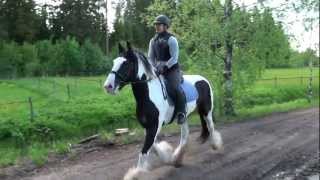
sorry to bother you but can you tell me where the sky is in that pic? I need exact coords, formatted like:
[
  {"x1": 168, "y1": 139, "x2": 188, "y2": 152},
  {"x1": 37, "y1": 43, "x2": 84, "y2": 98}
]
[{"x1": 36, "y1": 0, "x2": 319, "y2": 53}]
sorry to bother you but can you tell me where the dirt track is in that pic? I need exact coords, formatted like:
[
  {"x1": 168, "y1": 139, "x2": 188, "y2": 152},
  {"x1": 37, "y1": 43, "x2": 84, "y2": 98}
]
[{"x1": 9, "y1": 108, "x2": 320, "y2": 180}]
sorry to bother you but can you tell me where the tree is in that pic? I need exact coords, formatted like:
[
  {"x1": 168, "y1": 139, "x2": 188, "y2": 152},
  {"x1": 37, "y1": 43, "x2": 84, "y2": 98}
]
[
  {"x1": 58, "y1": 37, "x2": 84, "y2": 75},
  {"x1": 222, "y1": 0, "x2": 236, "y2": 115},
  {"x1": 37, "y1": 4, "x2": 51, "y2": 40},
  {"x1": 0, "y1": 0, "x2": 40, "y2": 43},
  {"x1": 110, "y1": 1, "x2": 126, "y2": 46},
  {"x1": 110, "y1": 0, "x2": 155, "y2": 49},
  {"x1": 0, "y1": 42, "x2": 20, "y2": 78},
  {"x1": 52, "y1": 0, "x2": 106, "y2": 46},
  {"x1": 35, "y1": 39, "x2": 60, "y2": 76},
  {"x1": 0, "y1": 0, "x2": 8, "y2": 40}
]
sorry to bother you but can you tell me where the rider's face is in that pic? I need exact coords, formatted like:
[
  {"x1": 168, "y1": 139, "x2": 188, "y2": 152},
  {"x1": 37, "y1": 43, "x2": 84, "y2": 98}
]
[{"x1": 155, "y1": 23, "x2": 166, "y2": 33}]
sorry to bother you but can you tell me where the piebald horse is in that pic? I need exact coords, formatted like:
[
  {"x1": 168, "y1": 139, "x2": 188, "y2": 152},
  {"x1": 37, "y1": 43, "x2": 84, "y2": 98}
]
[{"x1": 104, "y1": 42, "x2": 223, "y2": 179}]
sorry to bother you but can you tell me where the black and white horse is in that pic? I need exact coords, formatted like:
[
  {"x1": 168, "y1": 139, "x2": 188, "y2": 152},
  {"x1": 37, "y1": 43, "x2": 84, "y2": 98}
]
[{"x1": 104, "y1": 42, "x2": 223, "y2": 179}]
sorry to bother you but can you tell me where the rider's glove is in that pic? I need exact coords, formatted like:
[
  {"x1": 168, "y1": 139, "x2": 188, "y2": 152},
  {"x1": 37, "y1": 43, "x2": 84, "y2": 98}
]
[{"x1": 156, "y1": 64, "x2": 168, "y2": 75}]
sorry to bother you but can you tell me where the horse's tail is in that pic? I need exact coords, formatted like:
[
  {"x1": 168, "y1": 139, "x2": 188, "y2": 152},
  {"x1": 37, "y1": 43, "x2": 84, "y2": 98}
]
[{"x1": 195, "y1": 78, "x2": 214, "y2": 143}]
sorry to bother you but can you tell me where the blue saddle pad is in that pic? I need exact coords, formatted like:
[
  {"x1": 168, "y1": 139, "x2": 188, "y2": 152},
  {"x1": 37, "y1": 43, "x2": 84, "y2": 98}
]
[{"x1": 180, "y1": 80, "x2": 198, "y2": 102}]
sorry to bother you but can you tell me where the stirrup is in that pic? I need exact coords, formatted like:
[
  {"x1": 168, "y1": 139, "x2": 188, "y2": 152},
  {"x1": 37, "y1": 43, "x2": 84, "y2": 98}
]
[{"x1": 177, "y1": 113, "x2": 186, "y2": 125}]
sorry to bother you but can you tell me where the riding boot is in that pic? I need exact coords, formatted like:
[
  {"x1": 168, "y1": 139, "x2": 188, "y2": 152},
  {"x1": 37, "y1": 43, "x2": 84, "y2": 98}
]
[{"x1": 175, "y1": 86, "x2": 186, "y2": 124}]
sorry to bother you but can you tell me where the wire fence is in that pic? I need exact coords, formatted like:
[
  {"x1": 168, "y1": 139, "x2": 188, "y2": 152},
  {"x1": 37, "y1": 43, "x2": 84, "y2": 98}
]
[
  {"x1": 0, "y1": 75, "x2": 319, "y2": 123},
  {"x1": 0, "y1": 76, "x2": 106, "y2": 123},
  {"x1": 256, "y1": 75, "x2": 319, "y2": 87}
]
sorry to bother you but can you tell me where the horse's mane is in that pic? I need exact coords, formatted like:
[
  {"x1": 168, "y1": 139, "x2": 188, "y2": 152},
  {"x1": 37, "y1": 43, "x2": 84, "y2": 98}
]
[{"x1": 135, "y1": 50, "x2": 156, "y2": 78}]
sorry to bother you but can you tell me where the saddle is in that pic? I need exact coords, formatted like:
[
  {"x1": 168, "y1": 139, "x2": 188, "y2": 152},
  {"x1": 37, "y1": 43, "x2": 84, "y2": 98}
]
[{"x1": 159, "y1": 75, "x2": 199, "y2": 106}]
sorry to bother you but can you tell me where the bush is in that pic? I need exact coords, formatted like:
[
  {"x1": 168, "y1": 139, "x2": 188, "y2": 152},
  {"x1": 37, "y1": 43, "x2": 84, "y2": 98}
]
[
  {"x1": 20, "y1": 43, "x2": 40, "y2": 76},
  {"x1": 0, "y1": 42, "x2": 21, "y2": 78},
  {"x1": 57, "y1": 37, "x2": 85, "y2": 75},
  {"x1": 0, "y1": 37, "x2": 108, "y2": 78},
  {"x1": 35, "y1": 40, "x2": 60, "y2": 76},
  {"x1": 81, "y1": 39, "x2": 105, "y2": 74}
]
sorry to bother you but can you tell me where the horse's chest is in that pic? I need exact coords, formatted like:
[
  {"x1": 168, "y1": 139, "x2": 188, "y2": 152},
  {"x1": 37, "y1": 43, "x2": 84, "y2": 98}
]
[{"x1": 136, "y1": 100, "x2": 159, "y2": 128}]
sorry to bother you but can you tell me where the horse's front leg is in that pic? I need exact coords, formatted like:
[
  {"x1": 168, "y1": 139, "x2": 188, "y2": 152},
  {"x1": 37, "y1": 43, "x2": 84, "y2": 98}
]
[
  {"x1": 138, "y1": 126, "x2": 159, "y2": 170},
  {"x1": 173, "y1": 120, "x2": 189, "y2": 167},
  {"x1": 124, "y1": 125, "x2": 159, "y2": 180}
]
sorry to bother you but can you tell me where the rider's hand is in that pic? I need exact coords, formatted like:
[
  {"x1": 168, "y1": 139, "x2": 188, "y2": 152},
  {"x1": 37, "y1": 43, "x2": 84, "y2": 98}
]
[{"x1": 156, "y1": 64, "x2": 168, "y2": 75}]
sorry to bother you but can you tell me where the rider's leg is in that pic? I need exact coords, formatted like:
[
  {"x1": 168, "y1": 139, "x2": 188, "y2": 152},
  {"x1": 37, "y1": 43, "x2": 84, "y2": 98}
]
[{"x1": 164, "y1": 67, "x2": 186, "y2": 124}]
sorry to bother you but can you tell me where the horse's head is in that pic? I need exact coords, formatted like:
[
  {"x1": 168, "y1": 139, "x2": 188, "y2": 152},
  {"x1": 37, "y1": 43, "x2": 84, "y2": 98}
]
[{"x1": 104, "y1": 42, "x2": 138, "y2": 94}]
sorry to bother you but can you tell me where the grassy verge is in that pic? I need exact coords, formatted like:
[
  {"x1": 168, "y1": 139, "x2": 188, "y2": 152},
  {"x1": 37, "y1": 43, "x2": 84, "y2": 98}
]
[{"x1": 1, "y1": 97, "x2": 318, "y2": 168}]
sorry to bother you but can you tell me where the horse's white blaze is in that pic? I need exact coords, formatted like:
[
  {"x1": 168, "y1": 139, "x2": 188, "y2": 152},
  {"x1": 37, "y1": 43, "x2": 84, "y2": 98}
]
[{"x1": 104, "y1": 57, "x2": 127, "y2": 93}]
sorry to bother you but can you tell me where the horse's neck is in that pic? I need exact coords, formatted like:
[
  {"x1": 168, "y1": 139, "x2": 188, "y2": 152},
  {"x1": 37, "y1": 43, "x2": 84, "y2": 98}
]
[
  {"x1": 131, "y1": 82, "x2": 149, "y2": 104},
  {"x1": 131, "y1": 58, "x2": 160, "y2": 104},
  {"x1": 131, "y1": 78, "x2": 160, "y2": 105}
]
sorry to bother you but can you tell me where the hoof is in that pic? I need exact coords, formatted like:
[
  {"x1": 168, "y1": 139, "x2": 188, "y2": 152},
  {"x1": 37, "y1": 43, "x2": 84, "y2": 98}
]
[
  {"x1": 173, "y1": 146, "x2": 186, "y2": 167},
  {"x1": 211, "y1": 131, "x2": 223, "y2": 150},
  {"x1": 123, "y1": 167, "x2": 146, "y2": 180},
  {"x1": 153, "y1": 141, "x2": 174, "y2": 164}
]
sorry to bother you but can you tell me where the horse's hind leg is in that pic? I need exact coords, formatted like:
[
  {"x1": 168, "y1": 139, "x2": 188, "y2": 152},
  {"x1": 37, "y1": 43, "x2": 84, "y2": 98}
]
[
  {"x1": 204, "y1": 110, "x2": 223, "y2": 150},
  {"x1": 172, "y1": 120, "x2": 189, "y2": 167},
  {"x1": 195, "y1": 80, "x2": 223, "y2": 150}
]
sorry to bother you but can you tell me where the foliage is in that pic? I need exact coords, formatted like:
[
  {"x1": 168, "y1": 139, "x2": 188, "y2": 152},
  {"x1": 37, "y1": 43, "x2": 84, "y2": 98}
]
[
  {"x1": 0, "y1": 0, "x2": 40, "y2": 43},
  {"x1": 110, "y1": 0, "x2": 154, "y2": 49},
  {"x1": 51, "y1": 0, "x2": 106, "y2": 46},
  {"x1": 0, "y1": 38, "x2": 106, "y2": 77},
  {"x1": 0, "y1": 42, "x2": 21, "y2": 78},
  {"x1": 81, "y1": 39, "x2": 105, "y2": 74},
  {"x1": 289, "y1": 48, "x2": 319, "y2": 67}
]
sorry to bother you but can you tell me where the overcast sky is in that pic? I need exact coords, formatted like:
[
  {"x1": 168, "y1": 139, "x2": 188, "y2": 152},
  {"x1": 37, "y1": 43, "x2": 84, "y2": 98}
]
[{"x1": 36, "y1": 0, "x2": 319, "y2": 53}]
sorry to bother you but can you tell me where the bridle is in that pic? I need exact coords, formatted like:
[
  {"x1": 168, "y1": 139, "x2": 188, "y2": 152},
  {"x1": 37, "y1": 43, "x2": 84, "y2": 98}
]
[
  {"x1": 109, "y1": 55, "x2": 166, "y2": 99},
  {"x1": 109, "y1": 58, "x2": 155, "y2": 85}
]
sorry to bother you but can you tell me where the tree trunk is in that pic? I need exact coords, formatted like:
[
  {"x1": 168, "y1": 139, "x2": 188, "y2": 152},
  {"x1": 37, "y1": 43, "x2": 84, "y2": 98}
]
[
  {"x1": 308, "y1": 58, "x2": 313, "y2": 103},
  {"x1": 105, "y1": 0, "x2": 109, "y2": 55},
  {"x1": 223, "y1": 0, "x2": 236, "y2": 116}
]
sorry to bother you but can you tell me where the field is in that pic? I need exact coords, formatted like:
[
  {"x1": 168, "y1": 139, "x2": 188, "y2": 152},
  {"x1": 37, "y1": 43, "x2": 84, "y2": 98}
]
[{"x1": 0, "y1": 68, "x2": 319, "y2": 167}]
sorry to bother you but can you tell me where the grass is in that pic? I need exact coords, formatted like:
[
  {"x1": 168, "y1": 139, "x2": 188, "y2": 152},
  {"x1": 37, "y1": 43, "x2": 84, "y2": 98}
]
[
  {"x1": 236, "y1": 98, "x2": 318, "y2": 121},
  {"x1": 261, "y1": 67, "x2": 319, "y2": 79},
  {"x1": 0, "y1": 67, "x2": 319, "y2": 168}
]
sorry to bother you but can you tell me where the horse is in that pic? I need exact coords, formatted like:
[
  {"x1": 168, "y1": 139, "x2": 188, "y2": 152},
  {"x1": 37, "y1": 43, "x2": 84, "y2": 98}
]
[{"x1": 103, "y1": 42, "x2": 223, "y2": 179}]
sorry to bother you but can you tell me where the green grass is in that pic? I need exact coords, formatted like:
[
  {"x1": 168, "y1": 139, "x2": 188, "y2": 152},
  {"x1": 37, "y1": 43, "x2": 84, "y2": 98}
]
[
  {"x1": 261, "y1": 67, "x2": 319, "y2": 79},
  {"x1": 0, "y1": 68, "x2": 319, "y2": 168},
  {"x1": 236, "y1": 98, "x2": 318, "y2": 120}
]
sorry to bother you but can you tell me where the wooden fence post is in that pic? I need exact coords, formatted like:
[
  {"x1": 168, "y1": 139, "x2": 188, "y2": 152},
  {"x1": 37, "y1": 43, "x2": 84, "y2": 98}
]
[
  {"x1": 99, "y1": 79, "x2": 102, "y2": 87},
  {"x1": 52, "y1": 81, "x2": 56, "y2": 91},
  {"x1": 28, "y1": 97, "x2": 34, "y2": 122},
  {"x1": 274, "y1": 77, "x2": 278, "y2": 88},
  {"x1": 67, "y1": 84, "x2": 71, "y2": 99},
  {"x1": 38, "y1": 78, "x2": 41, "y2": 89}
]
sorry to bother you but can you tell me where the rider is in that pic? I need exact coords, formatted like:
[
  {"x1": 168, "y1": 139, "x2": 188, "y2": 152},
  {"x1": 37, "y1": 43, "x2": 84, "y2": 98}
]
[{"x1": 148, "y1": 14, "x2": 186, "y2": 125}]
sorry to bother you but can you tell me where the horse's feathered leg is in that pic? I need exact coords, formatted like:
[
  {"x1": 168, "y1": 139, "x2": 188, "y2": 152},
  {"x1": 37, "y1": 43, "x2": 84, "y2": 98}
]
[
  {"x1": 172, "y1": 120, "x2": 189, "y2": 167},
  {"x1": 204, "y1": 110, "x2": 223, "y2": 150},
  {"x1": 124, "y1": 125, "x2": 159, "y2": 180}
]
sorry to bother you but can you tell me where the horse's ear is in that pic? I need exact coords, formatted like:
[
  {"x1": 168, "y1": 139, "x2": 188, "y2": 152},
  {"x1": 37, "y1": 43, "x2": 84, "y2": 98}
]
[
  {"x1": 118, "y1": 43, "x2": 125, "y2": 54},
  {"x1": 126, "y1": 41, "x2": 132, "y2": 51}
]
